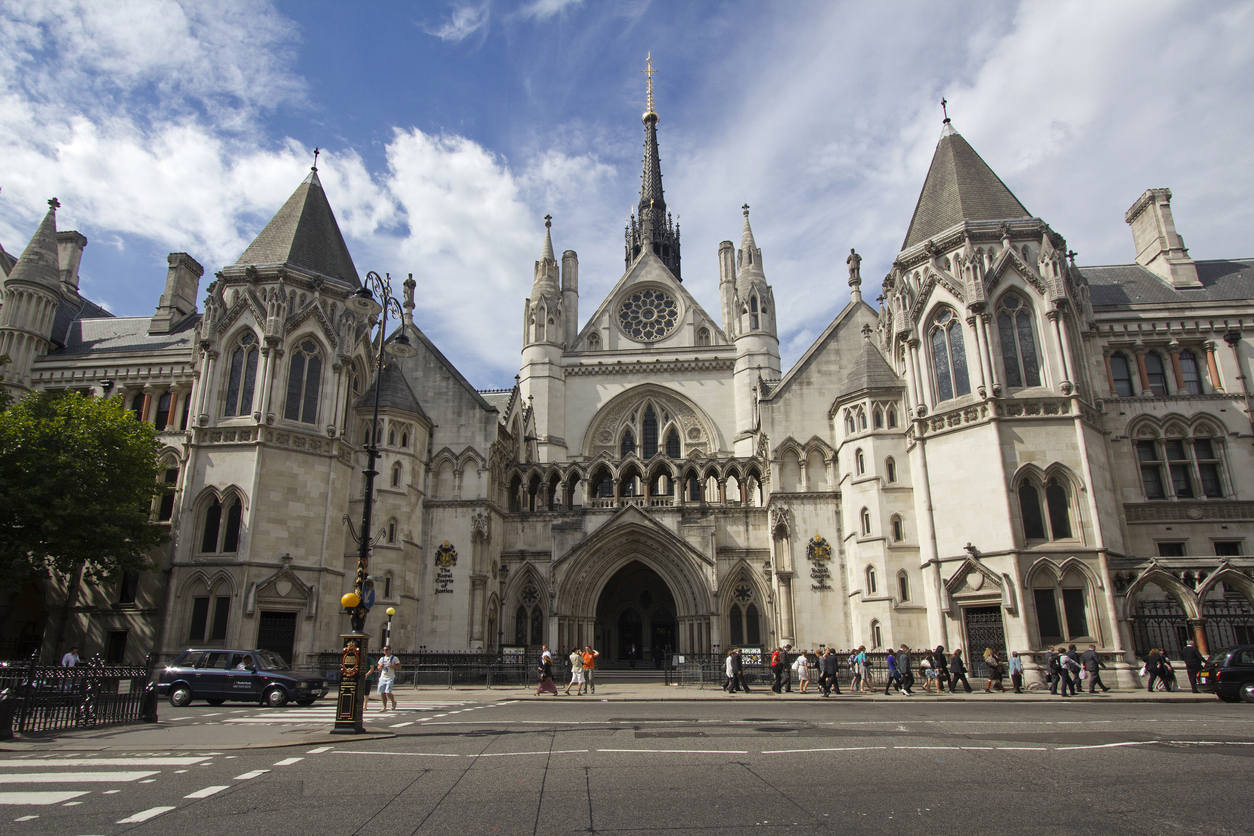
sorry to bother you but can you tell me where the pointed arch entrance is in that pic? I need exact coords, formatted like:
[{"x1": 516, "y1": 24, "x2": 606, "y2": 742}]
[{"x1": 596, "y1": 562, "x2": 678, "y2": 665}]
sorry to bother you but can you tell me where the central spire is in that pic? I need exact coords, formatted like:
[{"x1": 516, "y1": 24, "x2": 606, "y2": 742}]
[{"x1": 625, "y1": 53, "x2": 681, "y2": 280}]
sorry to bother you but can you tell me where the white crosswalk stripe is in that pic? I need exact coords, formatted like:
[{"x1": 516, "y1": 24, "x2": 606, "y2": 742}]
[{"x1": 0, "y1": 752, "x2": 195, "y2": 820}]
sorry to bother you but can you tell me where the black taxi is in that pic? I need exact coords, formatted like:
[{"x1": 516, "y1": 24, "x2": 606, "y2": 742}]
[
  {"x1": 156, "y1": 648, "x2": 328, "y2": 707},
  {"x1": 1198, "y1": 645, "x2": 1254, "y2": 703}
]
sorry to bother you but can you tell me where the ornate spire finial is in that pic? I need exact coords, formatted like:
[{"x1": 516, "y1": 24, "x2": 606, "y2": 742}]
[
  {"x1": 312, "y1": 147, "x2": 319, "y2": 172},
  {"x1": 544, "y1": 214, "x2": 552, "y2": 228},
  {"x1": 742, "y1": 203, "x2": 749, "y2": 217},
  {"x1": 48, "y1": 197, "x2": 60, "y2": 210},
  {"x1": 1066, "y1": 249, "x2": 1078, "y2": 264},
  {"x1": 642, "y1": 52, "x2": 657, "y2": 117},
  {"x1": 940, "y1": 97, "x2": 950, "y2": 124}
]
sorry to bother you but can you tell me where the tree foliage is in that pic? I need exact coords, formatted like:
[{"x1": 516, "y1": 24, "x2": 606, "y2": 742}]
[{"x1": 0, "y1": 390, "x2": 168, "y2": 584}]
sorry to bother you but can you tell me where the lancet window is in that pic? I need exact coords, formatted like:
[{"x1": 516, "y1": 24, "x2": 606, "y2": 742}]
[
  {"x1": 930, "y1": 308, "x2": 970, "y2": 402},
  {"x1": 224, "y1": 331, "x2": 259, "y2": 417},
  {"x1": 996, "y1": 294, "x2": 1041, "y2": 388},
  {"x1": 283, "y1": 339, "x2": 323, "y2": 424}
]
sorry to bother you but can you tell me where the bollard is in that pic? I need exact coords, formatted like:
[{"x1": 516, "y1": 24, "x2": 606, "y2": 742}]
[{"x1": 139, "y1": 681, "x2": 159, "y2": 723}]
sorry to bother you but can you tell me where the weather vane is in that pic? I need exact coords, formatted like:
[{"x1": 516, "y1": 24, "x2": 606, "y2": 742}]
[
  {"x1": 642, "y1": 52, "x2": 657, "y2": 114},
  {"x1": 941, "y1": 97, "x2": 950, "y2": 124}
]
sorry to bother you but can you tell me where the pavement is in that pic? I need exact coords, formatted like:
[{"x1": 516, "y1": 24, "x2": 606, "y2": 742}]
[{"x1": 0, "y1": 681, "x2": 1217, "y2": 752}]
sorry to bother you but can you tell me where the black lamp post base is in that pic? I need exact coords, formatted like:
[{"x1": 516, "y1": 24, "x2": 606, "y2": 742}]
[{"x1": 332, "y1": 632, "x2": 370, "y2": 733}]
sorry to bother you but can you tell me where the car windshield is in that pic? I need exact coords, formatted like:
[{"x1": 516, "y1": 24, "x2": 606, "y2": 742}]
[
  {"x1": 256, "y1": 651, "x2": 290, "y2": 671},
  {"x1": 1207, "y1": 648, "x2": 1233, "y2": 666}
]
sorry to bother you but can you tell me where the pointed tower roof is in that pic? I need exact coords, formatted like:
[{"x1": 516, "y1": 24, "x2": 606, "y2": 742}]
[
  {"x1": 6, "y1": 199, "x2": 63, "y2": 292},
  {"x1": 901, "y1": 123, "x2": 1031, "y2": 251},
  {"x1": 356, "y1": 357, "x2": 429, "y2": 421},
  {"x1": 235, "y1": 168, "x2": 360, "y2": 287},
  {"x1": 540, "y1": 215, "x2": 555, "y2": 262},
  {"x1": 840, "y1": 330, "x2": 902, "y2": 397},
  {"x1": 736, "y1": 204, "x2": 767, "y2": 298}
]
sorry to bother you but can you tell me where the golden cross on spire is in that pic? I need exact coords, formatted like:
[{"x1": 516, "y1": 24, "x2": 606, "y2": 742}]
[{"x1": 642, "y1": 52, "x2": 657, "y2": 114}]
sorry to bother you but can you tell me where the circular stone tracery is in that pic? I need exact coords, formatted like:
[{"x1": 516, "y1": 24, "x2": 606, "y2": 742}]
[{"x1": 618, "y1": 288, "x2": 679, "y2": 341}]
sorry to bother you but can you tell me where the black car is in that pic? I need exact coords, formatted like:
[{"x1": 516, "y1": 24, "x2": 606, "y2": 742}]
[
  {"x1": 156, "y1": 648, "x2": 328, "y2": 707},
  {"x1": 1198, "y1": 645, "x2": 1254, "y2": 703}
]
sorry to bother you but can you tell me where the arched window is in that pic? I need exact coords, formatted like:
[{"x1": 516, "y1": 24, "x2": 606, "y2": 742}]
[
  {"x1": 845, "y1": 412, "x2": 856, "y2": 435},
  {"x1": 871, "y1": 619, "x2": 883, "y2": 649},
  {"x1": 344, "y1": 368, "x2": 360, "y2": 429},
  {"x1": 866, "y1": 566, "x2": 877, "y2": 594},
  {"x1": 387, "y1": 519, "x2": 396, "y2": 544},
  {"x1": 388, "y1": 428, "x2": 396, "y2": 446},
  {"x1": 855, "y1": 448, "x2": 865, "y2": 475},
  {"x1": 391, "y1": 463, "x2": 402, "y2": 488},
  {"x1": 885, "y1": 457, "x2": 897, "y2": 483},
  {"x1": 1179, "y1": 350, "x2": 1202, "y2": 395},
  {"x1": 283, "y1": 339, "x2": 323, "y2": 423},
  {"x1": 200, "y1": 495, "x2": 242, "y2": 554},
  {"x1": 642, "y1": 406, "x2": 659, "y2": 458},
  {"x1": 930, "y1": 308, "x2": 971, "y2": 401},
  {"x1": 222, "y1": 497, "x2": 242, "y2": 552},
  {"x1": 1045, "y1": 477, "x2": 1073, "y2": 539},
  {"x1": 860, "y1": 507, "x2": 872, "y2": 536},
  {"x1": 996, "y1": 294, "x2": 1041, "y2": 388},
  {"x1": 750, "y1": 295, "x2": 760, "y2": 330},
  {"x1": 514, "y1": 605, "x2": 528, "y2": 645},
  {"x1": 130, "y1": 392, "x2": 145, "y2": 421},
  {"x1": 1110, "y1": 352, "x2": 1135, "y2": 396},
  {"x1": 157, "y1": 466, "x2": 179, "y2": 521},
  {"x1": 1033, "y1": 569, "x2": 1092, "y2": 644},
  {"x1": 383, "y1": 573, "x2": 393, "y2": 599},
  {"x1": 858, "y1": 409, "x2": 867, "y2": 430},
  {"x1": 665, "y1": 427, "x2": 681, "y2": 458},
  {"x1": 587, "y1": 332, "x2": 600, "y2": 351},
  {"x1": 891, "y1": 514, "x2": 904, "y2": 542},
  {"x1": 729, "y1": 603, "x2": 743, "y2": 645},
  {"x1": 1145, "y1": 352, "x2": 1169, "y2": 395},
  {"x1": 224, "y1": 332, "x2": 259, "y2": 417},
  {"x1": 154, "y1": 392, "x2": 172, "y2": 429},
  {"x1": 1019, "y1": 483, "x2": 1046, "y2": 540},
  {"x1": 898, "y1": 571, "x2": 910, "y2": 602},
  {"x1": 745, "y1": 603, "x2": 760, "y2": 645},
  {"x1": 400, "y1": 430, "x2": 409, "y2": 448},
  {"x1": 620, "y1": 429, "x2": 636, "y2": 458},
  {"x1": 696, "y1": 327, "x2": 711, "y2": 346},
  {"x1": 874, "y1": 408, "x2": 884, "y2": 429},
  {"x1": 887, "y1": 407, "x2": 898, "y2": 429},
  {"x1": 201, "y1": 499, "x2": 221, "y2": 553}
]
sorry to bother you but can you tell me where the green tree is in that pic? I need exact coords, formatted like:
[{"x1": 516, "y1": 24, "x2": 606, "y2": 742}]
[{"x1": 0, "y1": 390, "x2": 168, "y2": 584}]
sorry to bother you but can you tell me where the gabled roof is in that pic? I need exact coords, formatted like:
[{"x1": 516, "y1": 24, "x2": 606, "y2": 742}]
[
  {"x1": 48, "y1": 314, "x2": 199, "y2": 356},
  {"x1": 356, "y1": 360, "x2": 430, "y2": 423},
  {"x1": 840, "y1": 336, "x2": 902, "y2": 397},
  {"x1": 234, "y1": 169, "x2": 360, "y2": 287},
  {"x1": 902, "y1": 124, "x2": 1031, "y2": 251}
]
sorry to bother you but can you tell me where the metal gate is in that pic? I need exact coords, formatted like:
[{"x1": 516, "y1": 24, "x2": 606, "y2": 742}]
[
  {"x1": 1130, "y1": 600, "x2": 1189, "y2": 659},
  {"x1": 963, "y1": 606, "x2": 1006, "y2": 677},
  {"x1": 1203, "y1": 598, "x2": 1254, "y2": 650},
  {"x1": 257, "y1": 611, "x2": 297, "y2": 665}
]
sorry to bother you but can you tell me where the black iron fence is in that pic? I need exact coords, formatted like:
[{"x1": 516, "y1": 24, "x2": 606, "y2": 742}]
[
  {"x1": 313, "y1": 651, "x2": 536, "y2": 689},
  {"x1": 665, "y1": 651, "x2": 998, "y2": 689},
  {"x1": 0, "y1": 653, "x2": 157, "y2": 737}
]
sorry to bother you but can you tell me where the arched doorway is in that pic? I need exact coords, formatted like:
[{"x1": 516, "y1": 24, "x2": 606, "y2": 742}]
[{"x1": 596, "y1": 562, "x2": 677, "y2": 665}]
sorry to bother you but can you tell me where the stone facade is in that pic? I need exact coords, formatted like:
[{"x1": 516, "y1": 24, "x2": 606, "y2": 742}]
[{"x1": 3, "y1": 104, "x2": 1252, "y2": 688}]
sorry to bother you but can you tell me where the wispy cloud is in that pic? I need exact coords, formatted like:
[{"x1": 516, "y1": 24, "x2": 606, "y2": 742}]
[
  {"x1": 515, "y1": 0, "x2": 582, "y2": 21},
  {"x1": 421, "y1": 3, "x2": 490, "y2": 43}
]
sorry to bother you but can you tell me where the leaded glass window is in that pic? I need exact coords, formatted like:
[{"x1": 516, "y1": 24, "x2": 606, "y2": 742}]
[
  {"x1": 1180, "y1": 350, "x2": 1202, "y2": 395},
  {"x1": 642, "y1": 406, "x2": 658, "y2": 458},
  {"x1": 225, "y1": 332, "x2": 259, "y2": 417},
  {"x1": 620, "y1": 429, "x2": 635, "y2": 458},
  {"x1": 618, "y1": 288, "x2": 679, "y2": 341},
  {"x1": 930, "y1": 309, "x2": 970, "y2": 402},
  {"x1": 665, "y1": 428, "x2": 681, "y2": 457},
  {"x1": 284, "y1": 340, "x2": 322, "y2": 424},
  {"x1": 996, "y1": 294, "x2": 1041, "y2": 388}
]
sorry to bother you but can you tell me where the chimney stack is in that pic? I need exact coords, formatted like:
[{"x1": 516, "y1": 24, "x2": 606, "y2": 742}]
[
  {"x1": 56, "y1": 230, "x2": 87, "y2": 294},
  {"x1": 150, "y1": 252, "x2": 204, "y2": 334},
  {"x1": 1125, "y1": 188, "x2": 1201, "y2": 288}
]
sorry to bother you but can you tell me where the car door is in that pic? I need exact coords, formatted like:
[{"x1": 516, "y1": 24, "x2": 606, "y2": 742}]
[
  {"x1": 225, "y1": 653, "x2": 262, "y2": 701},
  {"x1": 194, "y1": 651, "x2": 233, "y2": 698}
]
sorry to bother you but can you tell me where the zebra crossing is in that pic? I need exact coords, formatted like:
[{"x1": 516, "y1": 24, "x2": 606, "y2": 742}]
[{"x1": 213, "y1": 700, "x2": 486, "y2": 727}]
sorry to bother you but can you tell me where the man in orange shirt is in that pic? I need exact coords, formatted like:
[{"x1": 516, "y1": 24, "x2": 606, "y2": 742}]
[{"x1": 581, "y1": 646, "x2": 599, "y2": 694}]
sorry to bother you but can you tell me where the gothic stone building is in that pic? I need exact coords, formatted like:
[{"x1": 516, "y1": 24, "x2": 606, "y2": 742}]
[{"x1": 3, "y1": 102, "x2": 1253, "y2": 686}]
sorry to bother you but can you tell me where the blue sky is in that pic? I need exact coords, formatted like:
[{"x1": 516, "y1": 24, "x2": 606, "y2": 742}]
[{"x1": 2, "y1": 0, "x2": 1253, "y2": 387}]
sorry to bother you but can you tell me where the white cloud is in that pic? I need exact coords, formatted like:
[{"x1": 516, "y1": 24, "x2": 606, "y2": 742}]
[
  {"x1": 515, "y1": 0, "x2": 583, "y2": 21},
  {"x1": 422, "y1": 3, "x2": 490, "y2": 43}
]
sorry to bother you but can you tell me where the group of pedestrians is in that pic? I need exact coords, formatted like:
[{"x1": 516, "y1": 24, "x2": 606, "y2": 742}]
[
  {"x1": 535, "y1": 645, "x2": 600, "y2": 696},
  {"x1": 1042, "y1": 644, "x2": 1112, "y2": 696}
]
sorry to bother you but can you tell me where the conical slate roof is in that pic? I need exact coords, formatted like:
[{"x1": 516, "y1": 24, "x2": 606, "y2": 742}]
[
  {"x1": 356, "y1": 359, "x2": 429, "y2": 421},
  {"x1": 901, "y1": 125, "x2": 1031, "y2": 251},
  {"x1": 6, "y1": 201, "x2": 62, "y2": 291},
  {"x1": 840, "y1": 337, "x2": 902, "y2": 396},
  {"x1": 235, "y1": 169, "x2": 360, "y2": 287}
]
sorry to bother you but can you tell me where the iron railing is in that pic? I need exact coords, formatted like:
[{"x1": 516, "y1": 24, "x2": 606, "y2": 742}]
[
  {"x1": 0, "y1": 653, "x2": 157, "y2": 737},
  {"x1": 313, "y1": 651, "x2": 536, "y2": 689},
  {"x1": 666, "y1": 651, "x2": 995, "y2": 689}
]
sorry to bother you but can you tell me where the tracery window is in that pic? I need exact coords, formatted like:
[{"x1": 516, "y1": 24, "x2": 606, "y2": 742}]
[
  {"x1": 283, "y1": 339, "x2": 323, "y2": 424},
  {"x1": 619, "y1": 288, "x2": 679, "y2": 341},
  {"x1": 665, "y1": 427, "x2": 681, "y2": 458},
  {"x1": 515, "y1": 583, "x2": 544, "y2": 645},
  {"x1": 1110, "y1": 352, "x2": 1135, "y2": 396},
  {"x1": 696, "y1": 327, "x2": 711, "y2": 346},
  {"x1": 996, "y1": 294, "x2": 1041, "y2": 388},
  {"x1": 587, "y1": 332, "x2": 600, "y2": 351},
  {"x1": 728, "y1": 582, "x2": 761, "y2": 646},
  {"x1": 1033, "y1": 570, "x2": 1092, "y2": 644},
  {"x1": 930, "y1": 308, "x2": 970, "y2": 401},
  {"x1": 157, "y1": 467, "x2": 178, "y2": 522},
  {"x1": 642, "y1": 406, "x2": 659, "y2": 458},
  {"x1": 1019, "y1": 475, "x2": 1074, "y2": 542},
  {"x1": 200, "y1": 495, "x2": 243, "y2": 554},
  {"x1": 620, "y1": 429, "x2": 636, "y2": 458},
  {"x1": 224, "y1": 332, "x2": 259, "y2": 417}
]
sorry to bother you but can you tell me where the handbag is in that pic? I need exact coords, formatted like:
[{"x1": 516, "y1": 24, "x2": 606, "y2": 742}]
[{"x1": 1079, "y1": 669, "x2": 1088, "y2": 680}]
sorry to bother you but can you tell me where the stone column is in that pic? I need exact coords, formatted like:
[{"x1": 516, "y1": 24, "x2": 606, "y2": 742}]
[
  {"x1": 775, "y1": 572, "x2": 795, "y2": 646},
  {"x1": 981, "y1": 315, "x2": 1003, "y2": 396},
  {"x1": 1168, "y1": 341, "x2": 1186, "y2": 392},
  {"x1": 1048, "y1": 307, "x2": 1074, "y2": 393},
  {"x1": 196, "y1": 348, "x2": 218, "y2": 424},
  {"x1": 1205, "y1": 341, "x2": 1223, "y2": 392},
  {"x1": 1190, "y1": 620, "x2": 1209, "y2": 656},
  {"x1": 1134, "y1": 345, "x2": 1151, "y2": 393},
  {"x1": 1102, "y1": 348, "x2": 1116, "y2": 395},
  {"x1": 470, "y1": 576, "x2": 487, "y2": 648},
  {"x1": 967, "y1": 313, "x2": 989, "y2": 398}
]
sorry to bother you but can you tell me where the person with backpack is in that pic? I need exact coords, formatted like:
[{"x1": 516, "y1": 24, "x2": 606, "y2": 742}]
[
  {"x1": 949, "y1": 648, "x2": 972, "y2": 693},
  {"x1": 884, "y1": 649, "x2": 902, "y2": 694},
  {"x1": 1046, "y1": 648, "x2": 1061, "y2": 694}
]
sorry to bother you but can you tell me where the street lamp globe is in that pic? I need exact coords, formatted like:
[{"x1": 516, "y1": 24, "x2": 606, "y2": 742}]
[
  {"x1": 346, "y1": 285, "x2": 383, "y2": 317},
  {"x1": 385, "y1": 332, "x2": 418, "y2": 360}
]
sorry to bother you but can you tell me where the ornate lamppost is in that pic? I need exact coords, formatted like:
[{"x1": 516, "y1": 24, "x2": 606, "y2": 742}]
[{"x1": 333, "y1": 271, "x2": 417, "y2": 734}]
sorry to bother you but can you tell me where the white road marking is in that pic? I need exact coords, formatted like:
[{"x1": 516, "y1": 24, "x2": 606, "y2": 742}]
[
  {"x1": 1055, "y1": 741, "x2": 1155, "y2": 751},
  {"x1": 390, "y1": 722, "x2": 414, "y2": 728},
  {"x1": 306, "y1": 747, "x2": 332, "y2": 754},
  {"x1": 0, "y1": 758, "x2": 207, "y2": 767},
  {"x1": 138, "y1": 779, "x2": 156, "y2": 784},
  {"x1": 333, "y1": 751, "x2": 458, "y2": 757},
  {"x1": 233, "y1": 770, "x2": 269, "y2": 780},
  {"x1": 116, "y1": 806, "x2": 175, "y2": 824},
  {"x1": 103, "y1": 790, "x2": 121, "y2": 795},
  {"x1": 13, "y1": 814, "x2": 38, "y2": 820},
  {"x1": 166, "y1": 716, "x2": 194, "y2": 721},
  {"x1": 62, "y1": 801, "x2": 83, "y2": 806},
  {"x1": 597, "y1": 749, "x2": 749, "y2": 754},
  {"x1": 762, "y1": 747, "x2": 883, "y2": 754},
  {"x1": 474, "y1": 750, "x2": 588, "y2": 757},
  {"x1": 0, "y1": 772, "x2": 157, "y2": 784},
  {"x1": 184, "y1": 786, "x2": 229, "y2": 799},
  {"x1": 273, "y1": 758, "x2": 302, "y2": 766},
  {"x1": 0, "y1": 792, "x2": 87, "y2": 805}
]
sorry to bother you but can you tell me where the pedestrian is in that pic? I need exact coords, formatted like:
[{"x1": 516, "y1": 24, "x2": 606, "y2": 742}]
[
  {"x1": 565, "y1": 647, "x2": 585, "y2": 695},
  {"x1": 884, "y1": 648, "x2": 901, "y2": 694},
  {"x1": 1066, "y1": 644, "x2": 1083, "y2": 690},
  {"x1": 61, "y1": 646, "x2": 80, "y2": 668},
  {"x1": 781, "y1": 644, "x2": 794, "y2": 693},
  {"x1": 820, "y1": 648, "x2": 842, "y2": 696},
  {"x1": 857, "y1": 646, "x2": 871, "y2": 693},
  {"x1": 793, "y1": 650, "x2": 811, "y2": 694},
  {"x1": 536, "y1": 650, "x2": 558, "y2": 696},
  {"x1": 1142, "y1": 648, "x2": 1164, "y2": 692},
  {"x1": 582, "y1": 646, "x2": 599, "y2": 694},
  {"x1": 1161, "y1": 653, "x2": 1179, "y2": 691},
  {"x1": 934, "y1": 645, "x2": 949, "y2": 692},
  {"x1": 731, "y1": 647, "x2": 750, "y2": 693},
  {"x1": 983, "y1": 648, "x2": 1004, "y2": 693},
  {"x1": 1081, "y1": 644, "x2": 1110, "y2": 693},
  {"x1": 629, "y1": 643, "x2": 637, "y2": 669},
  {"x1": 1045, "y1": 647, "x2": 1060, "y2": 694},
  {"x1": 1008, "y1": 651, "x2": 1024, "y2": 693},
  {"x1": 921, "y1": 651, "x2": 938, "y2": 694},
  {"x1": 374, "y1": 644, "x2": 401, "y2": 711},
  {"x1": 724, "y1": 650, "x2": 735, "y2": 692},
  {"x1": 897, "y1": 644, "x2": 914, "y2": 696},
  {"x1": 1183, "y1": 639, "x2": 1205, "y2": 693},
  {"x1": 949, "y1": 649, "x2": 972, "y2": 693},
  {"x1": 770, "y1": 646, "x2": 784, "y2": 693},
  {"x1": 1056, "y1": 646, "x2": 1078, "y2": 696}
]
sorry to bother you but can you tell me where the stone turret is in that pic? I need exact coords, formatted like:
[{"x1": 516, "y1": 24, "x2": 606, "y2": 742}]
[
  {"x1": 520, "y1": 217, "x2": 568, "y2": 462},
  {"x1": 730, "y1": 205, "x2": 781, "y2": 455},
  {"x1": 0, "y1": 199, "x2": 65, "y2": 393}
]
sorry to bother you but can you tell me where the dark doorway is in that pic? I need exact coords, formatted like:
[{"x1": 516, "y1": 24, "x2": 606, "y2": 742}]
[
  {"x1": 963, "y1": 606, "x2": 1006, "y2": 677},
  {"x1": 257, "y1": 611, "x2": 297, "y2": 665},
  {"x1": 595, "y1": 561, "x2": 679, "y2": 662}
]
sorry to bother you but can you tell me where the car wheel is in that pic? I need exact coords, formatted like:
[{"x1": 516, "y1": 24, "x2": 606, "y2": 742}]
[
  {"x1": 206, "y1": 699, "x2": 225, "y2": 706},
  {"x1": 296, "y1": 698, "x2": 316, "y2": 706},
  {"x1": 1240, "y1": 683, "x2": 1254, "y2": 704},
  {"x1": 168, "y1": 684, "x2": 193, "y2": 707},
  {"x1": 263, "y1": 686, "x2": 289, "y2": 707}
]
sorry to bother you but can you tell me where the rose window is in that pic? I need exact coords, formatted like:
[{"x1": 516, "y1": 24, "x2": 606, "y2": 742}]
[{"x1": 618, "y1": 288, "x2": 679, "y2": 341}]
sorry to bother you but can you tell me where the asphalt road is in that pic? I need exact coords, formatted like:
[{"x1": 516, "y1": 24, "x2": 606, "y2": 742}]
[{"x1": 4, "y1": 700, "x2": 1252, "y2": 835}]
